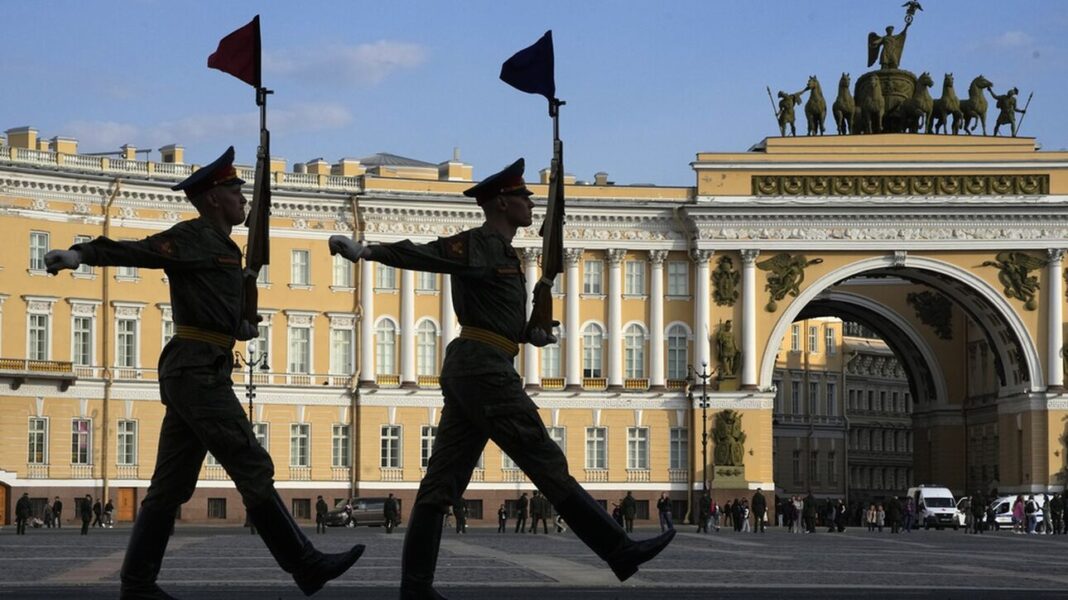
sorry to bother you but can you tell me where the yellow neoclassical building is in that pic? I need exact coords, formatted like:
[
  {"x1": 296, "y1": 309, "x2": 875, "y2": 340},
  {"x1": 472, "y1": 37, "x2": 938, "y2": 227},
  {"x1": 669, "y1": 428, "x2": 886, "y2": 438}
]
[{"x1": 1, "y1": 125, "x2": 1067, "y2": 526}]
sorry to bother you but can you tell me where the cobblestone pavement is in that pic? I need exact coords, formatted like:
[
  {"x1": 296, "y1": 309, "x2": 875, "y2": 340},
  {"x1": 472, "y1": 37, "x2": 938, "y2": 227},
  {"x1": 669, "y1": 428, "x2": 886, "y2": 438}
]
[{"x1": 4, "y1": 523, "x2": 1068, "y2": 599}]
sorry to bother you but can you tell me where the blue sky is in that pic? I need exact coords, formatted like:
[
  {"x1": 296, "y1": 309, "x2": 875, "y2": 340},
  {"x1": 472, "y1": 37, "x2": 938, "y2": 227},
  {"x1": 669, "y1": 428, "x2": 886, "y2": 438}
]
[{"x1": 2, "y1": 0, "x2": 1065, "y2": 186}]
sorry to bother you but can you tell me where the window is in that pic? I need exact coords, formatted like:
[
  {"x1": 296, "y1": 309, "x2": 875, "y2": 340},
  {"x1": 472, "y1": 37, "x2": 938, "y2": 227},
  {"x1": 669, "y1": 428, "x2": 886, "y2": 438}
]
[
  {"x1": 257, "y1": 265, "x2": 270, "y2": 285},
  {"x1": 808, "y1": 381, "x2": 819, "y2": 415},
  {"x1": 826, "y1": 382, "x2": 837, "y2": 416},
  {"x1": 206, "y1": 452, "x2": 220, "y2": 466},
  {"x1": 540, "y1": 325, "x2": 562, "y2": 377},
  {"x1": 624, "y1": 260, "x2": 645, "y2": 295},
  {"x1": 873, "y1": 429, "x2": 882, "y2": 451},
  {"x1": 253, "y1": 423, "x2": 269, "y2": 450},
  {"x1": 416, "y1": 321, "x2": 438, "y2": 376},
  {"x1": 117, "y1": 240, "x2": 138, "y2": 278},
  {"x1": 791, "y1": 380, "x2": 801, "y2": 414},
  {"x1": 892, "y1": 391, "x2": 900, "y2": 413},
  {"x1": 666, "y1": 261, "x2": 688, "y2": 295},
  {"x1": 330, "y1": 327, "x2": 353, "y2": 375},
  {"x1": 623, "y1": 324, "x2": 646, "y2": 379},
  {"x1": 501, "y1": 452, "x2": 517, "y2": 470},
  {"x1": 375, "y1": 320, "x2": 397, "y2": 375},
  {"x1": 583, "y1": 260, "x2": 603, "y2": 294},
  {"x1": 792, "y1": 449, "x2": 802, "y2": 483},
  {"x1": 547, "y1": 426, "x2": 566, "y2": 453},
  {"x1": 586, "y1": 427, "x2": 607, "y2": 469},
  {"x1": 332, "y1": 254, "x2": 352, "y2": 287},
  {"x1": 867, "y1": 390, "x2": 874, "y2": 410},
  {"x1": 291, "y1": 250, "x2": 310, "y2": 285},
  {"x1": 291, "y1": 498, "x2": 311, "y2": 520},
  {"x1": 71, "y1": 418, "x2": 91, "y2": 464},
  {"x1": 380, "y1": 425, "x2": 401, "y2": 468},
  {"x1": 810, "y1": 451, "x2": 820, "y2": 484},
  {"x1": 332, "y1": 424, "x2": 350, "y2": 468},
  {"x1": 28, "y1": 313, "x2": 50, "y2": 361},
  {"x1": 669, "y1": 427, "x2": 688, "y2": 470},
  {"x1": 879, "y1": 391, "x2": 887, "y2": 412},
  {"x1": 582, "y1": 324, "x2": 603, "y2": 378},
  {"x1": 29, "y1": 231, "x2": 49, "y2": 271},
  {"x1": 828, "y1": 451, "x2": 837, "y2": 484},
  {"x1": 773, "y1": 378, "x2": 783, "y2": 413},
  {"x1": 791, "y1": 324, "x2": 801, "y2": 352},
  {"x1": 376, "y1": 264, "x2": 397, "y2": 289},
  {"x1": 290, "y1": 423, "x2": 310, "y2": 467},
  {"x1": 417, "y1": 271, "x2": 437, "y2": 291},
  {"x1": 116, "y1": 318, "x2": 137, "y2": 368},
  {"x1": 666, "y1": 325, "x2": 688, "y2": 380},
  {"x1": 808, "y1": 326, "x2": 819, "y2": 353},
  {"x1": 28, "y1": 418, "x2": 47, "y2": 464},
  {"x1": 627, "y1": 427, "x2": 649, "y2": 470},
  {"x1": 886, "y1": 430, "x2": 895, "y2": 452},
  {"x1": 420, "y1": 425, "x2": 437, "y2": 468},
  {"x1": 73, "y1": 235, "x2": 93, "y2": 275},
  {"x1": 848, "y1": 389, "x2": 856, "y2": 410},
  {"x1": 207, "y1": 498, "x2": 227, "y2": 519},
  {"x1": 288, "y1": 326, "x2": 311, "y2": 374},
  {"x1": 162, "y1": 314, "x2": 175, "y2": 348},
  {"x1": 72, "y1": 315, "x2": 93, "y2": 367},
  {"x1": 825, "y1": 327, "x2": 837, "y2": 355},
  {"x1": 117, "y1": 420, "x2": 137, "y2": 465}
]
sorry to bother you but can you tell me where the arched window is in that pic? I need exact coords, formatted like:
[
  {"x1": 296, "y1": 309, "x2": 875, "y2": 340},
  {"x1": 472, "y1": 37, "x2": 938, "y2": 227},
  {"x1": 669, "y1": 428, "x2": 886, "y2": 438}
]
[
  {"x1": 375, "y1": 319, "x2": 397, "y2": 375},
  {"x1": 416, "y1": 321, "x2": 438, "y2": 376},
  {"x1": 540, "y1": 325, "x2": 562, "y2": 378},
  {"x1": 624, "y1": 324, "x2": 646, "y2": 379},
  {"x1": 666, "y1": 324, "x2": 688, "y2": 380},
  {"x1": 582, "y1": 323, "x2": 603, "y2": 378}
]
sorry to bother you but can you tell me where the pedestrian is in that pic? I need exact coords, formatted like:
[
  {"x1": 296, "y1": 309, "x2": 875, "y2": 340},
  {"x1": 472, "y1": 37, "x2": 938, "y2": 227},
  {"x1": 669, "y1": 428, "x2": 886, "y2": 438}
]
[
  {"x1": 902, "y1": 497, "x2": 915, "y2": 532},
  {"x1": 529, "y1": 490, "x2": 548, "y2": 534},
  {"x1": 329, "y1": 159, "x2": 675, "y2": 597},
  {"x1": 45, "y1": 147, "x2": 363, "y2": 597},
  {"x1": 866, "y1": 503, "x2": 877, "y2": 532},
  {"x1": 621, "y1": 491, "x2": 637, "y2": 533},
  {"x1": 886, "y1": 496, "x2": 902, "y2": 534},
  {"x1": 657, "y1": 492, "x2": 675, "y2": 532},
  {"x1": 732, "y1": 499, "x2": 743, "y2": 532},
  {"x1": 740, "y1": 500, "x2": 751, "y2": 533},
  {"x1": 710, "y1": 501, "x2": 721, "y2": 532},
  {"x1": 104, "y1": 498, "x2": 115, "y2": 528},
  {"x1": 497, "y1": 504, "x2": 508, "y2": 533},
  {"x1": 52, "y1": 496, "x2": 63, "y2": 528},
  {"x1": 1025, "y1": 495, "x2": 1039, "y2": 534},
  {"x1": 875, "y1": 504, "x2": 885, "y2": 532},
  {"x1": 15, "y1": 492, "x2": 32, "y2": 535},
  {"x1": 384, "y1": 493, "x2": 401, "y2": 534},
  {"x1": 43, "y1": 501, "x2": 53, "y2": 529},
  {"x1": 80, "y1": 494, "x2": 92, "y2": 536},
  {"x1": 1051, "y1": 493, "x2": 1064, "y2": 535},
  {"x1": 971, "y1": 491, "x2": 986, "y2": 534},
  {"x1": 836, "y1": 499, "x2": 848, "y2": 533},
  {"x1": 751, "y1": 488, "x2": 767, "y2": 533},
  {"x1": 555, "y1": 510, "x2": 567, "y2": 533},
  {"x1": 1011, "y1": 495, "x2": 1024, "y2": 534},
  {"x1": 514, "y1": 492, "x2": 528, "y2": 533},
  {"x1": 697, "y1": 491, "x2": 711, "y2": 533},
  {"x1": 803, "y1": 492, "x2": 817, "y2": 533},
  {"x1": 611, "y1": 502, "x2": 624, "y2": 527},
  {"x1": 1042, "y1": 494, "x2": 1052, "y2": 534},
  {"x1": 315, "y1": 495, "x2": 328, "y2": 534},
  {"x1": 92, "y1": 498, "x2": 103, "y2": 528},
  {"x1": 455, "y1": 498, "x2": 468, "y2": 534}
]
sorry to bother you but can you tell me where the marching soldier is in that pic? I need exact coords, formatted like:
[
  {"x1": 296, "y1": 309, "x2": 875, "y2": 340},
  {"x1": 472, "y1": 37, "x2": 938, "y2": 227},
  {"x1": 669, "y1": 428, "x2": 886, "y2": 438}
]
[
  {"x1": 46, "y1": 147, "x2": 362, "y2": 599},
  {"x1": 331, "y1": 158, "x2": 675, "y2": 599}
]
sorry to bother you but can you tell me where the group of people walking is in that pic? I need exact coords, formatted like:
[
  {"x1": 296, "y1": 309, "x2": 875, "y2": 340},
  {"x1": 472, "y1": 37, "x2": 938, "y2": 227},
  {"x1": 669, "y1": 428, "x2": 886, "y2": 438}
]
[{"x1": 11, "y1": 494, "x2": 111, "y2": 534}]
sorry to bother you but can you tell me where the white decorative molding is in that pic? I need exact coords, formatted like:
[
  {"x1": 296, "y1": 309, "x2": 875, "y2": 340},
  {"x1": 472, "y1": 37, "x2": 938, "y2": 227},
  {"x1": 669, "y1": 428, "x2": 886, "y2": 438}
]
[
  {"x1": 327, "y1": 312, "x2": 356, "y2": 329},
  {"x1": 22, "y1": 295, "x2": 58, "y2": 314},
  {"x1": 68, "y1": 299, "x2": 100, "y2": 316},
  {"x1": 284, "y1": 310, "x2": 317, "y2": 327},
  {"x1": 111, "y1": 301, "x2": 145, "y2": 319}
]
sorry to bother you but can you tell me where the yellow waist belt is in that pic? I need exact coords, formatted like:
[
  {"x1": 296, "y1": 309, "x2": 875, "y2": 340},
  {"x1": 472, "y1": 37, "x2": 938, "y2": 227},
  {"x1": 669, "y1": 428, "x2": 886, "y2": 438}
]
[
  {"x1": 459, "y1": 326, "x2": 519, "y2": 357},
  {"x1": 174, "y1": 325, "x2": 235, "y2": 350}
]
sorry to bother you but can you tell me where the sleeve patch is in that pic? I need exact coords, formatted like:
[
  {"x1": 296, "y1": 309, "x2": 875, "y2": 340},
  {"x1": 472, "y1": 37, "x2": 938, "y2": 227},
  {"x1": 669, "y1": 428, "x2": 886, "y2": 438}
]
[
  {"x1": 441, "y1": 231, "x2": 469, "y2": 260},
  {"x1": 152, "y1": 237, "x2": 177, "y2": 258}
]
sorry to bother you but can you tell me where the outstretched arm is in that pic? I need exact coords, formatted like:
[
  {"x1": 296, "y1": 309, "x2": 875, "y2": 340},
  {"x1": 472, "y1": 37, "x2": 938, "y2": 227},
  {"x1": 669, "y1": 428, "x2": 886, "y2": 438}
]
[
  {"x1": 328, "y1": 234, "x2": 487, "y2": 278},
  {"x1": 46, "y1": 230, "x2": 205, "y2": 275}
]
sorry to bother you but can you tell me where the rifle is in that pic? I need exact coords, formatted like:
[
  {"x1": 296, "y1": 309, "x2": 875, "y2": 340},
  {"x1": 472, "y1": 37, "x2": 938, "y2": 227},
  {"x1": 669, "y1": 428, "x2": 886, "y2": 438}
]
[
  {"x1": 241, "y1": 86, "x2": 272, "y2": 333},
  {"x1": 525, "y1": 98, "x2": 565, "y2": 339}
]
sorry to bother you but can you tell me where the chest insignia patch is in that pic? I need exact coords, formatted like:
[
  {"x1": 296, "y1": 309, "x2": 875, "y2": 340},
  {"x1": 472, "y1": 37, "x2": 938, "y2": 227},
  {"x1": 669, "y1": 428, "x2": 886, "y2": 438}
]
[{"x1": 215, "y1": 255, "x2": 242, "y2": 266}]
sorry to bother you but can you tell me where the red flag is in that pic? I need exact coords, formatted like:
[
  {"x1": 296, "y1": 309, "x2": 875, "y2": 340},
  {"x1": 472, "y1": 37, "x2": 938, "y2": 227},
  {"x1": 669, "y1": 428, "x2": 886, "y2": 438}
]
[{"x1": 208, "y1": 15, "x2": 261, "y2": 88}]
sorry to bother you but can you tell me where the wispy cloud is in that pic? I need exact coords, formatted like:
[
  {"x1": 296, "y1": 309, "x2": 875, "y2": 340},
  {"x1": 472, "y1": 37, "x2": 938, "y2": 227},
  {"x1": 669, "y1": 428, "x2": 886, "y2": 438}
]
[
  {"x1": 993, "y1": 31, "x2": 1034, "y2": 48},
  {"x1": 265, "y1": 40, "x2": 426, "y2": 86}
]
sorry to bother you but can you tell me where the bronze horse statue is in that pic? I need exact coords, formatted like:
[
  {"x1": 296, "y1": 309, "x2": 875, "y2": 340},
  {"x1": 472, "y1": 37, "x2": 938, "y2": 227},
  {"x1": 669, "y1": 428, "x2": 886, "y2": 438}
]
[
  {"x1": 961, "y1": 75, "x2": 994, "y2": 135},
  {"x1": 855, "y1": 75, "x2": 884, "y2": 134},
  {"x1": 900, "y1": 71, "x2": 934, "y2": 134},
  {"x1": 931, "y1": 73, "x2": 962, "y2": 134},
  {"x1": 832, "y1": 73, "x2": 854, "y2": 135},
  {"x1": 804, "y1": 75, "x2": 826, "y2": 136}
]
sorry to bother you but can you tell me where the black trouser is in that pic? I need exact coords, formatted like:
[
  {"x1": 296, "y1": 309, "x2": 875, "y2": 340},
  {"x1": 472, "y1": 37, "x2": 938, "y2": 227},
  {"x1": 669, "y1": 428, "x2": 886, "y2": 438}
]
[
  {"x1": 498, "y1": 518, "x2": 506, "y2": 533},
  {"x1": 515, "y1": 514, "x2": 527, "y2": 532},
  {"x1": 81, "y1": 519, "x2": 90, "y2": 535},
  {"x1": 16, "y1": 517, "x2": 27, "y2": 535},
  {"x1": 386, "y1": 516, "x2": 397, "y2": 533},
  {"x1": 624, "y1": 517, "x2": 634, "y2": 533},
  {"x1": 93, "y1": 514, "x2": 102, "y2": 527},
  {"x1": 316, "y1": 516, "x2": 326, "y2": 534},
  {"x1": 531, "y1": 515, "x2": 548, "y2": 533}
]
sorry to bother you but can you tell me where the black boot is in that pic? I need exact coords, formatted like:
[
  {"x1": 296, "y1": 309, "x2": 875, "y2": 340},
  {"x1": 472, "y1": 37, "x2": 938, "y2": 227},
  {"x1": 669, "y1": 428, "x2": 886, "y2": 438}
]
[
  {"x1": 400, "y1": 504, "x2": 448, "y2": 600},
  {"x1": 247, "y1": 491, "x2": 364, "y2": 596},
  {"x1": 556, "y1": 488, "x2": 675, "y2": 582},
  {"x1": 119, "y1": 506, "x2": 179, "y2": 600}
]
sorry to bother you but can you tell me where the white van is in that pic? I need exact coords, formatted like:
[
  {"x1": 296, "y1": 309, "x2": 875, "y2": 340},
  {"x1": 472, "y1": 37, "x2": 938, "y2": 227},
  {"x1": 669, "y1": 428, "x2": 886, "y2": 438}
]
[
  {"x1": 907, "y1": 485, "x2": 958, "y2": 530},
  {"x1": 988, "y1": 494, "x2": 1049, "y2": 530}
]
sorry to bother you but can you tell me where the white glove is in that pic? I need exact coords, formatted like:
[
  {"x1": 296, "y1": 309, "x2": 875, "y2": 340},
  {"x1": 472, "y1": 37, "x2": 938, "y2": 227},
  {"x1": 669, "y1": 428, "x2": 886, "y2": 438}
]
[
  {"x1": 328, "y1": 235, "x2": 368, "y2": 262},
  {"x1": 44, "y1": 249, "x2": 82, "y2": 275},
  {"x1": 527, "y1": 326, "x2": 559, "y2": 348}
]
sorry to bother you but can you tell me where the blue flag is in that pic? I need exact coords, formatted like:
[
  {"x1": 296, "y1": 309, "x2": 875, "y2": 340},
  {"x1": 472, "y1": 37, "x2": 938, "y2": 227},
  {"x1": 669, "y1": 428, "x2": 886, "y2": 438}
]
[{"x1": 499, "y1": 31, "x2": 556, "y2": 101}]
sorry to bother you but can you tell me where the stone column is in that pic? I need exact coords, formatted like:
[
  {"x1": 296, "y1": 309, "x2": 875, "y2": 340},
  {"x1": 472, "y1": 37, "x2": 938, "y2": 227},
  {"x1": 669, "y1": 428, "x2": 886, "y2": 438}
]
[
  {"x1": 441, "y1": 274, "x2": 456, "y2": 347},
  {"x1": 691, "y1": 249, "x2": 714, "y2": 372},
  {"x1": 649, "y1": 250, "x2": 668, "y2": 390},
  {"x1": 1048, "y1": 249, "x2": 1065, "y2": 391},
  {"x1": 741, "y1": 249, "x2": 760, "y2": 390},
  {"x1": 359, "y1": 259, "x2": 375, "y2": 386},
  {"x1": 522, "y1": 248, "x2": 542, "y2": 389},
  {"x1": 565, "y1": 248, "x2": 583, "y2": 390},
  {"x1": 400, "y1": 269, "x2": 416, "y2": 387},
  {"x1": 607, "y1": 248, "x2": 626, "y2": 390}
]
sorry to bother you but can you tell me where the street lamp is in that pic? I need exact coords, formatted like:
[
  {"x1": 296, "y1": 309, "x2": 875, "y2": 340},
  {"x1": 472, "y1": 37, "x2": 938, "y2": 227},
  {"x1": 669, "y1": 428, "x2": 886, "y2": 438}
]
[
  {"x1": 234, "y1": 347, "x2": 270, "y2": 423},
  {"x1": 690, "y1": 362, "x2": 713, "y2": 493}
]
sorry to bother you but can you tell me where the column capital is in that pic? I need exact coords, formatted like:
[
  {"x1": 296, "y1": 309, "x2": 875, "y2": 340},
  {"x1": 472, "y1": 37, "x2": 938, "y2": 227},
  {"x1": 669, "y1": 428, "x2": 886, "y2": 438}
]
[
  {"x1": 648, "y1": 249, "x2": 669, "y2": 265},
  {"x1": 740, "y1": 249, "x2": 761, "y2": 266},
  {"x1": 1048, "y1": 248, "x2": 1066, "y2": 263},
  {"x1": 565, "y1": 247, "x2": 583, "y2": 267},
  {"x1": 519, "y1": 247, "x2": 542, "y2": 267},
  {"x1": 606, "y1": 248, "x2": 627, "y2": 265},
  {"x1": 689, "y1": 249, "x2": 714, "y2": 264}
]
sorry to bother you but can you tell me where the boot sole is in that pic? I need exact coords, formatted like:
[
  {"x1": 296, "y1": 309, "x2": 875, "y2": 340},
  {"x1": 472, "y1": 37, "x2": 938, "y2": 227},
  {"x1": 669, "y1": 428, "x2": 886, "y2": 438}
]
[
  {"x1": 610, "y1": 528, "x2": 676, "y2": 582},
  {"x1": 295, "y1": 544, "x2": 365, "y2": 596}
]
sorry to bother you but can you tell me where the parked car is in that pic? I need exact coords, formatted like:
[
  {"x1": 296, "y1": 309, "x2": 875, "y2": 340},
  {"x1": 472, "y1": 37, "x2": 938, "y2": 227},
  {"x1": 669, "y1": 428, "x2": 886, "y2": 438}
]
[
  {"x1": 987, "y1": 494, "x2": 1048, "y2": 530},
  {"x1": 906, "y1": 485, "x2": 958, "y2": 530},
  {"x1": 324, "y1": 497, "x2": 394, "y2": 528}
]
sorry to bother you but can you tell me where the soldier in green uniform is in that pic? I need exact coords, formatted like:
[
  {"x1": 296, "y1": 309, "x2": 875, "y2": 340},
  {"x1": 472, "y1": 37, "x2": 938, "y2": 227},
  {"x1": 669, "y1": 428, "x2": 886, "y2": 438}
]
[
  {"x1": 330, "y1": 158, "x2": 675, "y2": 599},
  {"x1": 45, "y1": 147, "x2": 363, "y2": 599}
]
